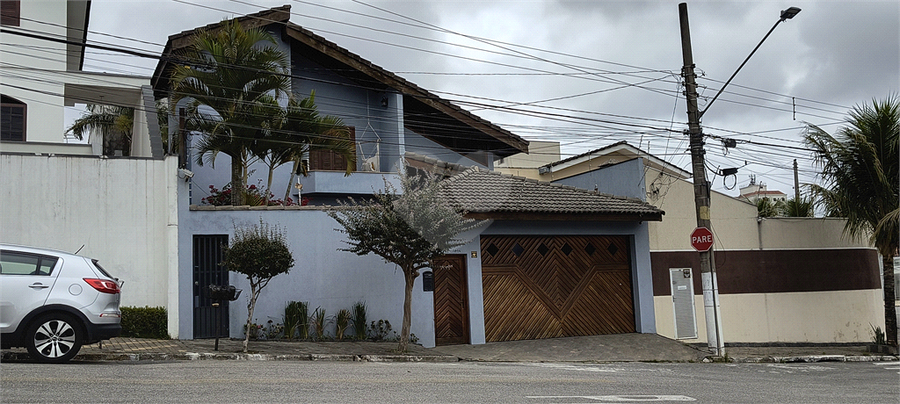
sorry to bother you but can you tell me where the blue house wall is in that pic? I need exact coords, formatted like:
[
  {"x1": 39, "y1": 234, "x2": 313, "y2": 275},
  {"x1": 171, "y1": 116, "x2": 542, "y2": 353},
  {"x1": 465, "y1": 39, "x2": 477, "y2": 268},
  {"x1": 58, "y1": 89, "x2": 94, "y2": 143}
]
[
  {"x1": 183, "y1": 28, "x2": 488, "y2": 206},
  {"x1": 551, "y1": 158, "x2": 647, "y2": 201}
]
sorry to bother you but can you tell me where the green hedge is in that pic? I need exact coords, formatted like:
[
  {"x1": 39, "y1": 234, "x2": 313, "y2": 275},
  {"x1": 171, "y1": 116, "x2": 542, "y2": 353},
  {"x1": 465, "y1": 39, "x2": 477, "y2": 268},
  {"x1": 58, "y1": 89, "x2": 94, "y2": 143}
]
[{"x1": 120, "y1": 306, "x2": 170, "y2": 339}]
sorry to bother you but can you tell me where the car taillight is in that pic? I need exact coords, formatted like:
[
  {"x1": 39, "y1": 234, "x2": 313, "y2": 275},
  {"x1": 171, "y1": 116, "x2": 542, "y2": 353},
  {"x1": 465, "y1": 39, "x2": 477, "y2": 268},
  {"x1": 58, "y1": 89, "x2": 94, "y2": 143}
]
[{"x1": 83, "y1": 278, "x2": 121, "y2": 294}]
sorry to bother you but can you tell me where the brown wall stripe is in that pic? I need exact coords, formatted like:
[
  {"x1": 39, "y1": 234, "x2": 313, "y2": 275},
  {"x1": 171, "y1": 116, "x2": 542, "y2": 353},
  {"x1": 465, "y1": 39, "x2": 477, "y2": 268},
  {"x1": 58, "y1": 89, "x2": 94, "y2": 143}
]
[{"x1": 651, "y1": 249, "x2": 880, "y2": 296}]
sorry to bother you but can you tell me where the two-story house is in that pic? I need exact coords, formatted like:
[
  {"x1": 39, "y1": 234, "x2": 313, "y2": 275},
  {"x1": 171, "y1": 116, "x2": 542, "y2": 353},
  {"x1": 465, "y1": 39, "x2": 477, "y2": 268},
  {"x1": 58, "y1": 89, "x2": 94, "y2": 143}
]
[{"x1": 150, "y1": 6, "x2": 665, "y2": 347}]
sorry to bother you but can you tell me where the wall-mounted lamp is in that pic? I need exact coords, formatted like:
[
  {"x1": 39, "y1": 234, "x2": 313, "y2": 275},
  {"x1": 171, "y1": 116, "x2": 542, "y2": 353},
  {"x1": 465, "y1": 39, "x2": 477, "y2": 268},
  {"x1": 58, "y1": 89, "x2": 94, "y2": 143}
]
[{"x1": 177, "y1": 168, "x2": 194, "y2": 182}]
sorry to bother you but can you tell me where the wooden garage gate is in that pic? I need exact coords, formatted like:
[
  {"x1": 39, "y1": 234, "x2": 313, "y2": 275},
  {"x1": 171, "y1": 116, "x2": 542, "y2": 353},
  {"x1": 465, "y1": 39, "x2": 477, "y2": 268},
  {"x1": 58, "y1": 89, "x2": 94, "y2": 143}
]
[{"x1": 481, "y1": 235, "x2": 635, "y2": 342}]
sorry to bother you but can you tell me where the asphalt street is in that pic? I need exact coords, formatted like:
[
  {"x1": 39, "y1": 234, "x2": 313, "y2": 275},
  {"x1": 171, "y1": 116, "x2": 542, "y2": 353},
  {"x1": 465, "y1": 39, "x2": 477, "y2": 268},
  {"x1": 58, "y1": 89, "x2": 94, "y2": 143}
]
[{"x1": 2, "y1": 360, "x2": 897, "y2": 403}]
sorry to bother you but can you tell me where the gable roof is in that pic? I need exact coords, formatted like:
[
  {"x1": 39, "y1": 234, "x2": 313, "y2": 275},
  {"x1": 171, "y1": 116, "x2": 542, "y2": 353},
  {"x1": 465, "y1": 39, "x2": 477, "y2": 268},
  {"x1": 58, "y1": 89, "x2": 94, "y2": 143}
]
[
  {"x1": 540, "y1": 141, "x2": 691, "y2": 179},
  {"x1": 150, "y1": 5, "x2": 528, "y2": 159},
  {"x1": 440, "y1": 167, "x2": 663, "y2": 222}
]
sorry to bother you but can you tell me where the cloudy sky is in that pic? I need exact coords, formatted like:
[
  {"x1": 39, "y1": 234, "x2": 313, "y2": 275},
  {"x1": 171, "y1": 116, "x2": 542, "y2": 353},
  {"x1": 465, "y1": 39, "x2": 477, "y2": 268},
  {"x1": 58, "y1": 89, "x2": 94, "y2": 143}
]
[{"x1": 81, "y1": 0, "x2": 899, "y2": 197}]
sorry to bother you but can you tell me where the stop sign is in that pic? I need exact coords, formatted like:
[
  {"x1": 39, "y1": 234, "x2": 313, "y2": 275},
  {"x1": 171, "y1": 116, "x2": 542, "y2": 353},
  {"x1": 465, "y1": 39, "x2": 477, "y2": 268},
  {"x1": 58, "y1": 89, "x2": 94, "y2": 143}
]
[{"x1": 690, "y1": 227, "x2": 714, "y2": 252}]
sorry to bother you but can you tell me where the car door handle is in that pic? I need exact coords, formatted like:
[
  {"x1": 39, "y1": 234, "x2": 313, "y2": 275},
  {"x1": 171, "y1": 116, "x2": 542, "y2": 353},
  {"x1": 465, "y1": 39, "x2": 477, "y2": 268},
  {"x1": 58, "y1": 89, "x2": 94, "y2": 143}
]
[{"x1": 29, "y1": 283, "x2": 50, "y2": 289}]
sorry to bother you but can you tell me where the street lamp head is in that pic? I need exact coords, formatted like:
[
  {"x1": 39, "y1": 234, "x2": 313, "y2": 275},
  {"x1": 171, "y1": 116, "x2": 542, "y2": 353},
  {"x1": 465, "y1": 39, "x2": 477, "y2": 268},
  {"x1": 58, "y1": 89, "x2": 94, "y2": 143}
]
[{"x1": 780, "y1": 7, "x2": 801, "y2": 21}]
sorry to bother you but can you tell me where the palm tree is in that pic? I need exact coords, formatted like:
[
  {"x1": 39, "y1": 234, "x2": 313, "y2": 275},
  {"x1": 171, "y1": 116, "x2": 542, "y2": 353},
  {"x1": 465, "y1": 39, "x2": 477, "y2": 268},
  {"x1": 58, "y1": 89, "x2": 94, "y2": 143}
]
[
  {"x1": 255, "y1": 92, "x2": 355, "y2": 204},
  {"x1": 67, "y1": 104, "x2": 134, "y2": 156},
  {"x1": 804, "y1": 96, "x2": 899, "y2": 347},
  {"x1": 169, "y1": 18, "x2": 290, "y2": 205},
  {"x1": 247, "y1": 93, "x2": 356, "y2": 205},
  {"x1": 755, "y1": 197, "x2": 783, "y2": 218},
  {"x1": 67, "y1": 101, "x2": 176, "y2": 156},
  {"x1": 782, "y1": 196, "x2": 814, "y2": 217}
]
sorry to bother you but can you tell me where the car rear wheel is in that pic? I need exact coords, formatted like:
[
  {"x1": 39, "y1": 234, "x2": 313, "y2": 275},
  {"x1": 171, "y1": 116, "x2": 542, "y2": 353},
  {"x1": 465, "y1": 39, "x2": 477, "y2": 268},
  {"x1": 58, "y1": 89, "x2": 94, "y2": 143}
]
[{"x1": 25, "y1": 313, "x2": 83, "y2": 363}]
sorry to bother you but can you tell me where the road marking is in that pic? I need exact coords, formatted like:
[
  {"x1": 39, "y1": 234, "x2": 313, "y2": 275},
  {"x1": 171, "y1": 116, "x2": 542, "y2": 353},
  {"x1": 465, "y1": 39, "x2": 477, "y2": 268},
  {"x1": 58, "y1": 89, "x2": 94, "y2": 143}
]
[
  {"x1": 527, "y1": 395, "x2": 695, "y2": 402},
  {"x1": 527, "y1": 363, "x2": 674, "y2": 374},
  {"x1": 529, "y1": 363, "x2": 621, "y2": 373},
  {"x1": 873, "y1": 362, "x2": 900, "y2": 373},
  {"x1": 765, "y1": 364, "x2": 834, "y2": 373}
]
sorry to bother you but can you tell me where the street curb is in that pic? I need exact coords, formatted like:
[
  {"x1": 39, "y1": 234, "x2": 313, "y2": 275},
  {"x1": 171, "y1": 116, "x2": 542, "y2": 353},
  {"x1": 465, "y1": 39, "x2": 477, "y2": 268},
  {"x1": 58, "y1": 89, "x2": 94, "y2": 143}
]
[
  {"x1": 1, "y1": 351, "x2": 459, "y2": 363},
  {"x1": 730, "y1": 355, "x2": 899, "y2": 363}
]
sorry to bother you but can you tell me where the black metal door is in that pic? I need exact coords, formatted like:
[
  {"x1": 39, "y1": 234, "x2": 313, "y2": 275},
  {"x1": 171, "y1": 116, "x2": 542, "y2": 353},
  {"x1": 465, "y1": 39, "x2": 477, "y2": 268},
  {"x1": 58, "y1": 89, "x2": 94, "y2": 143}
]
[{"x1": 193, "y1": 234, "x2": 229, "y2": 338}]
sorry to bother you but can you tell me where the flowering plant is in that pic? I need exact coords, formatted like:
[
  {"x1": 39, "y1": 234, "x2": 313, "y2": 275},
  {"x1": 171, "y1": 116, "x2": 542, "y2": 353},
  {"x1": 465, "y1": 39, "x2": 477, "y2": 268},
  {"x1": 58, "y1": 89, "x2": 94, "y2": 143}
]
[{"x1": 201, "y1": 181, "x2": 308, "y2": 206}]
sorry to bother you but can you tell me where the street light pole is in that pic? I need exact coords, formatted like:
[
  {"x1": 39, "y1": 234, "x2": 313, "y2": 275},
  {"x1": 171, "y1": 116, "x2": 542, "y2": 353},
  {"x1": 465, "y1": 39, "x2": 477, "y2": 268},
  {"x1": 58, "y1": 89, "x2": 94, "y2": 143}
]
[
  {"x1": 679, "y1": 2, "x2": 723, "y2": 356},
  {"x1": 677, "y1": 3, "x2": 799, "y2": 357}
]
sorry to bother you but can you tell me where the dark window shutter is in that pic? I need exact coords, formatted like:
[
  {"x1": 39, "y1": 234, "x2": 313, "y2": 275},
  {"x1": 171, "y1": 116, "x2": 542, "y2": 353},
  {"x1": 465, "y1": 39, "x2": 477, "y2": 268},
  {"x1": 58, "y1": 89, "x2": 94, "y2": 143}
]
[
  {"x1": 1, "y1": 1, "x2": 20, "y2": 27},
  {"x1": 309, "y1": 126, "x2": 355, "y2": 171},
  {"x1": 1, "y1": 95, "x2": 26, "y2": 141}
]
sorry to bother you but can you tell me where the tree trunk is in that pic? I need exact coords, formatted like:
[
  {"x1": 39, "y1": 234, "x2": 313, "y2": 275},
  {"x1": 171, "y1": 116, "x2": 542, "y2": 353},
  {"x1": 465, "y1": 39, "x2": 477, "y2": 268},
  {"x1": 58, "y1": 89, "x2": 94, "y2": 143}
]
[
  {"x1": 231, "y1": 156, "x2": 244, "y2": 206},
  {"x1": 398, "y1": 267, "x2": 415, "y2": 352},
  {"x1": 882, "y1": 254, "x2": 898, "y2": 347},
  {"x1": 243, "y1": 281, "x2": 259, "y2": 353},
  {"x1": 284, "y1": 158, "x2": 300, "y2": 203},
  {"x1": 264, "y1": 165, "x2": 275, "y2": 206}
]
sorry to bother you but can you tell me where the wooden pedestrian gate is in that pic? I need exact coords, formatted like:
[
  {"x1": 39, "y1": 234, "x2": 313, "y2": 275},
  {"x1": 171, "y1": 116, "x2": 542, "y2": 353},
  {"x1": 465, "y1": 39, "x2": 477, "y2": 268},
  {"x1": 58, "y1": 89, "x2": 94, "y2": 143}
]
[
  {"x1": 433, "y1": 255, "x2": 470, "y2": 345},
  {"x1": 480, "y1": 235, "x2": 635, "y2": 342},
  {"x1": 193, "y1": 235, "x2": 230, "y2": 339}
]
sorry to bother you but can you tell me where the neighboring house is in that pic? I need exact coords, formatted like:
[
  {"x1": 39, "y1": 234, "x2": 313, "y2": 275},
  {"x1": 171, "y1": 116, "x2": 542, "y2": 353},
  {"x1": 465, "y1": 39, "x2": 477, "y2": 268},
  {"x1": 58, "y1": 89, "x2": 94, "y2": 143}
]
[
  {"x1": 0, "y1": 1, "x2": 181, "y2": 332},
  {"x1": 151, "y1": 6, "x2": 664, "y2": 347},
  {"x1": 493, "y1": 140, "x2": 561, "y2": 180},
  {"x1": 738, "y1": 175, "x2": 787, "y2": 204},
  {"x1": 498, "y1": 140, "x2": 884, "y2": 344}
]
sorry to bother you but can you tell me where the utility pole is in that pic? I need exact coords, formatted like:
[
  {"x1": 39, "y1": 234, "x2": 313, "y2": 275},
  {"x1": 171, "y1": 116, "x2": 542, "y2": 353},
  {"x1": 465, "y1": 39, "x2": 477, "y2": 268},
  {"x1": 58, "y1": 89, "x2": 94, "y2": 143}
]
[
  {"x1": 678, "y1": 2, "x2": 724, "y2": 356},
  {"x1": 793, "y1": 159, "x2": 800, "y2": 202}
]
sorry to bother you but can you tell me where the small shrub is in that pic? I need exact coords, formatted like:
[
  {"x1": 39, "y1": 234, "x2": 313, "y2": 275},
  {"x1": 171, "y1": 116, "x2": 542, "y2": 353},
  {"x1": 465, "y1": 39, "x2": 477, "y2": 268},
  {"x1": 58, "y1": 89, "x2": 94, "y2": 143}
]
[
  {"x1": 244, "y1": 321, "x2": 264, "y2": 340},
  {"x1": 352, "y1": 301, "x2": 367, "y2": 340},
  {"x1": 264, "y1": 319, "x2": 283, "y2": 340},
  {"x1": 120, "y1": 306, "x2": 169, "y2": 339},
  {"x1": 368, "y1": 319, "x2": 396, "y2": 342},
  {"x1": 871, "y1": 324, "x2": 886, "y2": 345},
  {"x1": 335, "y1": 309, "x2": 351, "y2": 340},
  {"x1": 312, "y1": 307, "x2": 330, "y2": 340},
  {"x1": 284, "y1": 301, "x2": 308, "y2": 340}
]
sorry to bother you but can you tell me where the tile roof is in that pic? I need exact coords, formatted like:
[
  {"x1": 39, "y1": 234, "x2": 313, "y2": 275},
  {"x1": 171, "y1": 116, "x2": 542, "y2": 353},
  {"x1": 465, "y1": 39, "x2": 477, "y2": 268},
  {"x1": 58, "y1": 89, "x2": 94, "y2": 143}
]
[{"x1": 440, "y1": 167, "x2": 663, "y2": 221}]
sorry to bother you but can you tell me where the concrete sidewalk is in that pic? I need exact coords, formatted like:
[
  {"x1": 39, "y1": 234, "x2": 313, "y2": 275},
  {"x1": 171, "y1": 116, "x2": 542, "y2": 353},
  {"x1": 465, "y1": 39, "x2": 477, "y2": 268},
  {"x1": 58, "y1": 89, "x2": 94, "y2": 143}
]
[{"x1": 2, "y1": 334, "x2": 897, "y2": 363}]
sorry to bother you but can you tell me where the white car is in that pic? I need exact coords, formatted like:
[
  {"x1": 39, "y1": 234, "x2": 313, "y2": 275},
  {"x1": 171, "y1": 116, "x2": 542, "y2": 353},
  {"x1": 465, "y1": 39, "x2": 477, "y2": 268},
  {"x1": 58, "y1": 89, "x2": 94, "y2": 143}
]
[{"x1": 0, "y1": 244, "x2": 122, "y2": 363}]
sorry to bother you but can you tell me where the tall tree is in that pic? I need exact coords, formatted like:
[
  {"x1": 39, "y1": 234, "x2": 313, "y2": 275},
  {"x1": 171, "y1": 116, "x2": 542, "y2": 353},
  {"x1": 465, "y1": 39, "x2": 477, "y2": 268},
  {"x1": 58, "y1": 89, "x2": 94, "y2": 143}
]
[
  {"x1": 804, "y1": 96, "x2": 899, "y2": 347},
  {"x1": 782, "y1": 196, "x2": 814, "y2": 217},
  {"x1": 67, "y1": 101, "x2": 173, "y2": 156},
  {"x1": 67, "y1": 104, "x2": 134, "y2": 156},
  {"x1": 169, "y1": 18, "x2": 290, "y2": 205},
  {"x1": 328, "y1": 168, "x2": 481, "y2": 351},
  {"x1": 221, "y1": 220, "x2": 294, "y2": 353},
  {"x1": 252, "y1": 91, "x2": 356, "y2": 205},
  {"x1": 755, "y1": 197, "x2": 783, "y2": 218}
]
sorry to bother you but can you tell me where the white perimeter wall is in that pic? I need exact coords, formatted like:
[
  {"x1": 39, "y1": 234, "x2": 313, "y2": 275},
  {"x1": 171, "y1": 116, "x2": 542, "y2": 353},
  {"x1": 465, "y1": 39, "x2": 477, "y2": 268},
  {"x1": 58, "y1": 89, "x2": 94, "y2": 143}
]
[
  {"x1": 654, "y1": 289, "x2": 884, "y2": 343},
  {"x1": 0, "y1": 154, "x2": 180, "y2": 334}
]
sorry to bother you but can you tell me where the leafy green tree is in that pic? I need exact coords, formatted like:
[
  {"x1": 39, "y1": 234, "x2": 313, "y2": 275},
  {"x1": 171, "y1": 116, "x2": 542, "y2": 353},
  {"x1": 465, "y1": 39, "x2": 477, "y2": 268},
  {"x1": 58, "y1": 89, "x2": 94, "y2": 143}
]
[
  {"x1": 221, "y1": 220, "x2": 294, "y2": 352},
  {"x1": 169, "y1": 18, "x2": 290, "y2": 205},
  {"x1": 328, "y1": 169, "x2": 481, "y2": 351},
  {"x1": 804, "y1": 96, "x2": 899, "y2": 347},
  {"x1": 67, "y1": 104, "x2": 134, "y2": 156}
]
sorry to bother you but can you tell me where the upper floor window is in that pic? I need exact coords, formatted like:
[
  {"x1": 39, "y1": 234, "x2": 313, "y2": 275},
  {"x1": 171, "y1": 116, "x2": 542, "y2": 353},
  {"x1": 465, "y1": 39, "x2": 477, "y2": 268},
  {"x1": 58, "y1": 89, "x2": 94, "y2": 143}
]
[
  {"x1": 1, "y1": 95, "x2": 26, "y2": 141},
  {"x1": 1, "y1": 0, "x2": 20, "y2": 27},
  {"x1": 309, "y1": 126, "x2": 356, "y2": 172}
]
